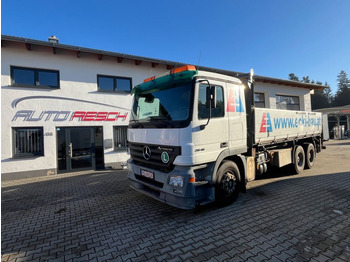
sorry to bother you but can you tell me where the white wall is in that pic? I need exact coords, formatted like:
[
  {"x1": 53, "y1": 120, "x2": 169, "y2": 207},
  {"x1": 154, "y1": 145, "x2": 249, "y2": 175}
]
[
  {"x1": 255, "y1": 82, "x2": 312, "y2": 111},
  {"x1": 1, "y1": 43, "x2": 167, "y2": 174}
]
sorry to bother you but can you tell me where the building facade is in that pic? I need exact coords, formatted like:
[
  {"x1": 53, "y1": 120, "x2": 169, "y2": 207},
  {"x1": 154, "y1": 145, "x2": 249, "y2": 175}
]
[{"x1": 1, "y1": 35, "x2": 323, "y2": 180}]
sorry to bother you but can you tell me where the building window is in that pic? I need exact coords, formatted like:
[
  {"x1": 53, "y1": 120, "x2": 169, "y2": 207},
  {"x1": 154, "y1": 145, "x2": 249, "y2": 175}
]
[
  {"x1": 113, "y1": 126, "x2": 127, "y2": 151},
  {"x1": 13, "y1": 127, "x2": 44, "y2": 157},
  {"x1": 97, "y1": 75, "x2": 132, "y2": 92},
  {"x1": 254, "y1": 92, "x2": 265, "y2": 108},
  {"x1": 11, "y1": 66, "x2": 59, "y2": 88},
  {"x1": 276, "y1": 95, "x2": 300, "y2": 110},
  {"x1": 198, "y1": 84, "x2": 225, "y2": 119}
]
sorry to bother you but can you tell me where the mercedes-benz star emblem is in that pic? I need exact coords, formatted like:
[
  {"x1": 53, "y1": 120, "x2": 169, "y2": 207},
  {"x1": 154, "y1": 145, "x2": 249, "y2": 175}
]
[{"x1": 143, "y1": 146, "x2": 151, "y2": 160}]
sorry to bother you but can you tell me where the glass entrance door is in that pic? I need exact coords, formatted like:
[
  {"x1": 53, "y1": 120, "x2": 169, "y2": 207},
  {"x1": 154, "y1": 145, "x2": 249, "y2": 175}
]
[
  {"x1": 57, "y1": 127, "x2": 101, "y2": 173},
  {"x1": 70, "y1": 128, "x2": 93, "y2": 170}
]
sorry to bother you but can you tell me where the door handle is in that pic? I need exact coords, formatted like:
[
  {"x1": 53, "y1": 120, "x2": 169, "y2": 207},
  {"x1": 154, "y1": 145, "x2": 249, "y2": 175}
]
[
  {"x1": 220, "y1": 142, "x2": 228, "y2": 148},
  {"x1": 69, "y1": 143, "x2": 73, "y2": 158}
]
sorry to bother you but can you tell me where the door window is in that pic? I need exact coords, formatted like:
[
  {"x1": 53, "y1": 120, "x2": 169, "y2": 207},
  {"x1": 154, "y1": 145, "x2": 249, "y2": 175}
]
[
  {"x1": 198, "y1": 84, "x2": 224, "y2": 119},
  {"x1": 70, "y1": 128, "x2": 92, "y2": 169}
]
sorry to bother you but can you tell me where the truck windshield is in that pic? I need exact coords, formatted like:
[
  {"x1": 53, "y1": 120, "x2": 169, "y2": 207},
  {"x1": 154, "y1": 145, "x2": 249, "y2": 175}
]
[{"x1": 130, "y1": 82, "x2": 193, "y2": 128}]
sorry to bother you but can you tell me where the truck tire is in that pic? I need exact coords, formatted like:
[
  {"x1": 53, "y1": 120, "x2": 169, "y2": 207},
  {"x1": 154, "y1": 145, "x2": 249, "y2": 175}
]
[
  {"x1": 293, "y1": 145, "x2": 305, "y2": 174},
  {"x1": 304, "y1": 143, "x2": 315, "y2": 169},
  {"x1": 215, "y1": 161, "x2": 240, "y2": 206}
]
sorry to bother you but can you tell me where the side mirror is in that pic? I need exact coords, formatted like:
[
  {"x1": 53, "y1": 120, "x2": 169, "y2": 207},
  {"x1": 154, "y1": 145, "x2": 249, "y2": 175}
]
[{"x1": 206, "y1": 85, "x2": 217, "y2": 109}]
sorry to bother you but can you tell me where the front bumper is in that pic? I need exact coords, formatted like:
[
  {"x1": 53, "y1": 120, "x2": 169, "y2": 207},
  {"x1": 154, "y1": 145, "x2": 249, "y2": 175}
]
[{"x1": 127, "y1": 160, "x2": 201, "y2": 209}]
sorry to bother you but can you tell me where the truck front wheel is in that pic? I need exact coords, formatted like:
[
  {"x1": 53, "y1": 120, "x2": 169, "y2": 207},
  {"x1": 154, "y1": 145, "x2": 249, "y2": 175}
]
[{"x1": 215, "y1": 161, "x2": 240, "y2": 206}]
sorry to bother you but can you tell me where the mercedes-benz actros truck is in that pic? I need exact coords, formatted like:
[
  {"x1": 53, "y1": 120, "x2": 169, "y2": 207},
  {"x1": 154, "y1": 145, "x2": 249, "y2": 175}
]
[{"x1": 127, "y1": 65, "x2": 328, "y2": 209}]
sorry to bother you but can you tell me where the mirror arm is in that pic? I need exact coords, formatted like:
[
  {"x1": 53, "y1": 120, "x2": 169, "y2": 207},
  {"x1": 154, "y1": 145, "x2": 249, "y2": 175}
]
[
  {"x1": 198, "y1": 79, "x2": 212, "y2": 130},
  {"x1": 200, "y1": 103, "x2": 211, "y2": 130}
]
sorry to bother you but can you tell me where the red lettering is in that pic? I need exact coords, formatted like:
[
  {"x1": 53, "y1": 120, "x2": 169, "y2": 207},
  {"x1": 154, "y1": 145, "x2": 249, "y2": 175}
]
[
  {"x1": 116, "y1": 112, "x2": 128, "y2": 121},
  {"x1": 83, "y1": 111, "x2": 97, "y2": 121},
  {"x1": 70, "y1": 111, "x2": 128, "y2": 121},
  {"x1": 106, "y1": 112, "x2": 119, "y2": 121},
  {"x1": 95, "y1": 112, "x2": 108, "y2": 121},
  {"x1": 70, "y1": 111, "x2": 86, "y2": 121}
]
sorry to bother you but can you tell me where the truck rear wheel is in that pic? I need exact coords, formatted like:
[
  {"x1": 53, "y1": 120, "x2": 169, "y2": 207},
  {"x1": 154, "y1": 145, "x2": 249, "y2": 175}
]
[
  {"x1": 215, "y1": 161, "x2": 240, "y2": 206},
  {"x1": 293, "y1": 145, "x2": 305, "y2": 174},
  {"x1": 304, "y1": 143, "x2": 315, "y2": 169}
]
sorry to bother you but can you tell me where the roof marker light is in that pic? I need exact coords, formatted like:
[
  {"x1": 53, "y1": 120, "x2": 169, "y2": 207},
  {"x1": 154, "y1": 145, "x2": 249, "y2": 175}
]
[
  {"x1": 142, "y1": 65, "x2": 196, "y2": 84},
  {"x1": 143, "y1": 76, "x2": 156, "y2": 83},
  {"x1": 170, "y1": 65, "x2": 196, "y2": 74}
]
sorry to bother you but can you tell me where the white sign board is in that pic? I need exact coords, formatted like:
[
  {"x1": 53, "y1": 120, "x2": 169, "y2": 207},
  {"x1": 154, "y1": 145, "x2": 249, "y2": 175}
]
[{"x1": 255, "y1": 108, "x2": 322, "y2": 144}]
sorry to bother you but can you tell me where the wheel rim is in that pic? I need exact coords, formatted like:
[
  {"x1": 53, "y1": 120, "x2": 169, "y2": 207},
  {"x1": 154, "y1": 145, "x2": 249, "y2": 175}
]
[
  {"x1": 308, "y1": 149, "x2": 314, "y2": 163},
  {"x1": 221, "y1": 171, "x2": 237, "y2": 196},
  {"x1": 297, "y1": 152, "x2": 304, "y2": 167}
]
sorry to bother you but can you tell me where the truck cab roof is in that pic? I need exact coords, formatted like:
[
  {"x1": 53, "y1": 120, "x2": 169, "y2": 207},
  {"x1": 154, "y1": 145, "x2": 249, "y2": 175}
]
[{"x1": 196, "y1": 70, "x2": 243, "y2": 85}]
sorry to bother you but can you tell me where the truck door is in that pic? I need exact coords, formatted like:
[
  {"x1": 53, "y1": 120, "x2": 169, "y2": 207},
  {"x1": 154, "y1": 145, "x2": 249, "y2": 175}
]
[
  {"x1": 194, "y1": 80, "x2": 229, "y2": 164},
  {"x1": 226, "y1": 83, "x2": 247, "y2": 150}
]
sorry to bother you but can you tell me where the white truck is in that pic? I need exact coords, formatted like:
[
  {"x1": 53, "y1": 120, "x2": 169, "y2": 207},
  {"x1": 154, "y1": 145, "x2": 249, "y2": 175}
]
[{"x1": 127, "y1": 65, "x2": 328, "y2": 209}]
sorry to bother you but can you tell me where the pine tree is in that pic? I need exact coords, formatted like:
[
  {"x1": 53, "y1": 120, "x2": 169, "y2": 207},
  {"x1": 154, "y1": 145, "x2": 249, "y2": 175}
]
[
  {"x1": 333, "y1": 70, "x2": 350, "y2": 107},
  {"x1": 311, "y1": 80, "x2": 330, "y2": 109},
  {"x1": 323, "y1": 82, "x2": 333, "y2": 104}
]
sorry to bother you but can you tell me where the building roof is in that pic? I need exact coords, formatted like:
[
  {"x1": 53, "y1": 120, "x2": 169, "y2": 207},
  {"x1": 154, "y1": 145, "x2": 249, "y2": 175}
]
[
  {"x1": 1, "y1": 34, "x2": 325, "y2": 90},
  {"x1": 314, "y1": 105, "x2": 350, "y2": 115}
]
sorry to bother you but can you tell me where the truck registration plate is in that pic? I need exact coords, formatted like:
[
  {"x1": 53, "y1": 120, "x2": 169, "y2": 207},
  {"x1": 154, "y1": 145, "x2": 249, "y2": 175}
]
[{"x1": 140, "y1": 169, "x2": 154, "y2": 179}]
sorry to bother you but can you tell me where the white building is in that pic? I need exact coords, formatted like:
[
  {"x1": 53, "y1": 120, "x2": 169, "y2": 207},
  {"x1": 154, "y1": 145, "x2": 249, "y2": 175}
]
[{"x1": 1, "y1": 35, "x2": 323, "y2": 180}]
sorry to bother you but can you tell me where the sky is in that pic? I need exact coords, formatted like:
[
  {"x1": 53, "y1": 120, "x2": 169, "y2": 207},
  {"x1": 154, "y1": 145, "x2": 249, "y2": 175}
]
[{"x1": 2, "y1": 0, "x2": 350, "y2": 93}]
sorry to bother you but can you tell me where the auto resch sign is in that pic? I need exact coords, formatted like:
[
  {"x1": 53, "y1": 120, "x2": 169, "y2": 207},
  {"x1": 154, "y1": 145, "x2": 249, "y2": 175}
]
[{"x1": 11, "y1": 96, "x2": 129, "y2": 122}]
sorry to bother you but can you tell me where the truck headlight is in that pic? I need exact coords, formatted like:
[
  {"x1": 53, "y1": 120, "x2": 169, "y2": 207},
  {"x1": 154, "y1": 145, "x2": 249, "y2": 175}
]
[{"x1": 169, "y1": 176, "x2": 184, "y2": 187}]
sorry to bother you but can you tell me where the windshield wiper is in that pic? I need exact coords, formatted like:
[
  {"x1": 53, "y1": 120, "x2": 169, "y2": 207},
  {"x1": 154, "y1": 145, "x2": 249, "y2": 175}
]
[
  {"x1": 149, "y1": 115, "x2": 172, "y2": 121},
  {"x1": 130, "y1": 119, "x2": 144, "y2": 128}
]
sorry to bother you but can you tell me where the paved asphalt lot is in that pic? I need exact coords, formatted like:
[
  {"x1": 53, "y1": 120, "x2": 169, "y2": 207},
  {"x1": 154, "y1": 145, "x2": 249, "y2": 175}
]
[{"x1": 2, "y1": 140, "x2": 350, "y2": 262}]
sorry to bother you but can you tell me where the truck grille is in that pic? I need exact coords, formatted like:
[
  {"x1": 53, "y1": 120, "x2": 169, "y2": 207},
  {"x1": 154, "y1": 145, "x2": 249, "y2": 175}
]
[{"x1": 128, "y1": 142, "x2": 181, "y2": 172}]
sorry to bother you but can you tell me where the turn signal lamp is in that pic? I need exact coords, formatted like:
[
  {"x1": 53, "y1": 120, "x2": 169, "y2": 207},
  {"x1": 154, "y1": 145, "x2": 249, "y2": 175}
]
[{"x1": 189, "y1": 177, "x2": 195, "y2": 183}]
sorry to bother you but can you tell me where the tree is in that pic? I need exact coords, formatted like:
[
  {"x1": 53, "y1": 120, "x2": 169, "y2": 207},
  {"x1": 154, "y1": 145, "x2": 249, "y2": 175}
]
[
  {"x1": 332, "y1": 70, "x2": 350, "y2": 107},
  {"x1": 311, "y1": 89, "x2": 330, "y2": 110},
  {"x1": 323, "y1": 82, "x2": 333, "y2": 104},
  {"x1": 288, "y1": 73, "x2": 299, "y2": 82},
  {"x1": 311, "y1": 80, "x2": 329, "y2": 109},
  {"x1": 288, "y1": 73, "x2": 332, "y2": 109},
  {"x1": 302, "y1": 76, "x2": 310, "y2": 83}
]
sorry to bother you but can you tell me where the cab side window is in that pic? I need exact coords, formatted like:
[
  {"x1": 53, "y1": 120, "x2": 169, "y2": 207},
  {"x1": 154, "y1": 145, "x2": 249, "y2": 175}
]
[{"x1": 198, "y1": 84, "x2": 224, "y2": 119}]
